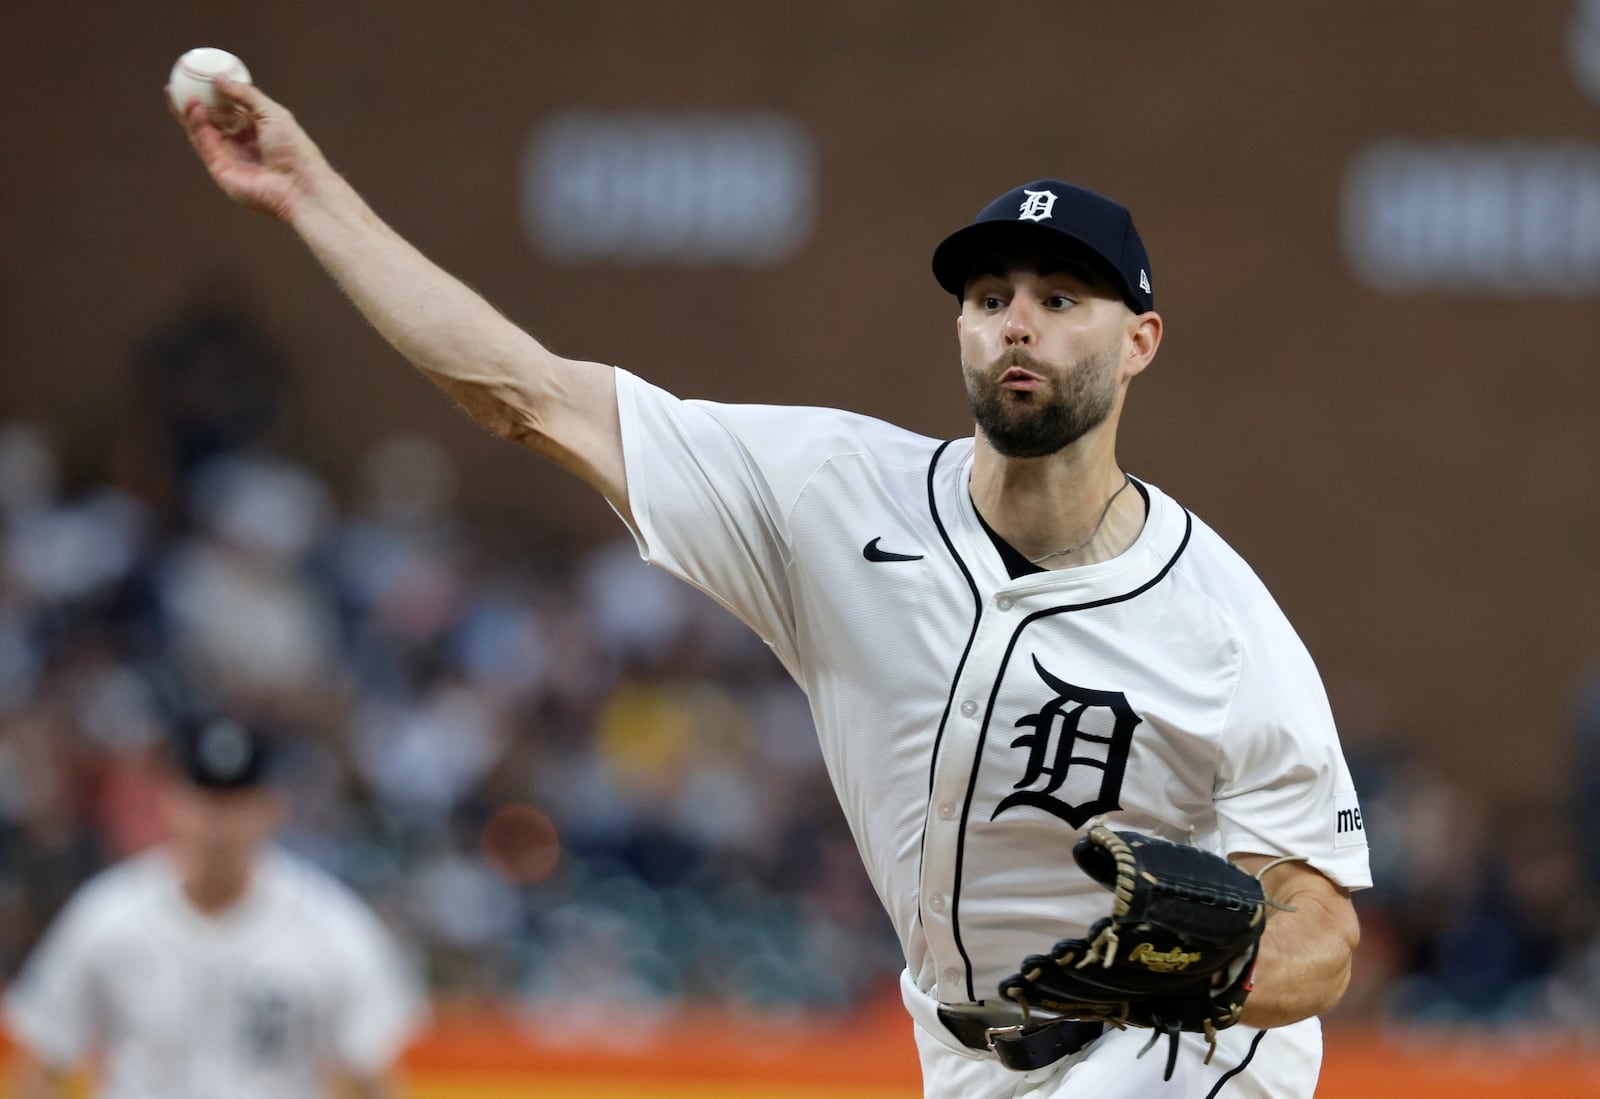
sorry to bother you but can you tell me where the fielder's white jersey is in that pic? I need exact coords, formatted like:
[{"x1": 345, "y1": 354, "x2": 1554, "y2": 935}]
[
  {"x1": 3, "y1": 845, "x2": 426, "y2": 1099},
  {"x1": 614, "y1": 370, "x2": 1371, "y2": 1096}
]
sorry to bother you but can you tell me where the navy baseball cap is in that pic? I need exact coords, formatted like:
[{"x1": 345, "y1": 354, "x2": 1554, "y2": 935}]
[
  {"x1": 931, "y1": 179, "x2": 1154, "y2": 313},
  {"x1": 171, "y1": 715, "x2": 272, "y2": 790}
]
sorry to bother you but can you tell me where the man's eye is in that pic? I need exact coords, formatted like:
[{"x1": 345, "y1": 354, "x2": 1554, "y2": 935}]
[
  {"x1": 983, "y1": 296, "x2": 1004, "y2": 309},
  {"x1": 1047, "y1": 294, "x2": 1073, "y2": 309}
]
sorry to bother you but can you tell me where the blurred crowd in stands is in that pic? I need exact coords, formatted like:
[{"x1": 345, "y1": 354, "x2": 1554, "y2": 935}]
[{"x1": 1, "y1": 306, "x2": 1598, "y2": 1031}]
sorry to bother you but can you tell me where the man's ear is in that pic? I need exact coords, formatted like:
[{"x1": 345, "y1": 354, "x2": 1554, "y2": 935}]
[{"x1": 1124, "y1": 311, "x2": 1162, "y2": 378}]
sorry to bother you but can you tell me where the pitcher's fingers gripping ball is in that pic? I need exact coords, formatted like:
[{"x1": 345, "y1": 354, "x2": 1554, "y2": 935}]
[
  {"x1": 168, "y1": 47, "x2": 252, "y2": 133},
  {"x1": 998, "y1": 826, "x2": 1287, "y2": 1081},
  {"x1": 164, "y1": 57, "x2": 318, "y2": 223}
]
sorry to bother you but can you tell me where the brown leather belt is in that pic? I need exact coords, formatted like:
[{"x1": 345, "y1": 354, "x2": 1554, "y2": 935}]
[{"x1": 938, "y1": 1008, "x2": 1105, "y2": 1072}]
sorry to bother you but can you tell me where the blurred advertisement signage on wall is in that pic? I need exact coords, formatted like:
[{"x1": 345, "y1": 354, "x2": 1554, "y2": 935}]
[
  {"x1": 1571, "y1": 0, "x2": 1600, "y2": 104},
  {"x1": 1342, "y1": 1, "x2": 1600, "y2": 297},
  {"x1": 1343, "y1": 143, "x2": 1600, "y2": 296},
  {"x1": 522, "y1": 111, "x2": 816, "y2": 266}
]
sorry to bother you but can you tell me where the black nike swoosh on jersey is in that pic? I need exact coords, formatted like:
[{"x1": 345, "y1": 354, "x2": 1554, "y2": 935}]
[{"x1": 863, "y1": 537, "x2": 925, "y2": 562}]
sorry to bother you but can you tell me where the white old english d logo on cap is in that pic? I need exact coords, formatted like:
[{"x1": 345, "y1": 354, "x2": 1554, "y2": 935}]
[{"x1": 1018, "y1": 189, "x2": 1058, "y2": 222}]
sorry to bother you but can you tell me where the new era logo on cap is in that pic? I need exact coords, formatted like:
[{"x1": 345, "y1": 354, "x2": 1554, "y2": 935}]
[{"x1": 931, "y1": 178, "x2": 1155, "y2": 314}]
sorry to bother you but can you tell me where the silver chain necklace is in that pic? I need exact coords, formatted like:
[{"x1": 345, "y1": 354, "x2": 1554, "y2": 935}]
[{"x1": 1028, "y1": 473, "x2": 1133, "y2": 565}]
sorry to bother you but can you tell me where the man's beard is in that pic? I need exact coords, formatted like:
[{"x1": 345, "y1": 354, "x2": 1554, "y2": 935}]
[{"x1": 965, "y1": 343, "x2": 1119, "y2": 459}]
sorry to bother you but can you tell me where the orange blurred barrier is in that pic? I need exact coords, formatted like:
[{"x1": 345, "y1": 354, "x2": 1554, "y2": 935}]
[
  {"x1": 1317, "y1": 1026, "x2": 1600, "y2": 1099},
  {"x1": 401, "y1": 999, "x2": 1600, "y2": 1099},
  {"x1": 404, "y1": 993, "x2": 923, "y2": 1098},
  {"x1": 6, "y1": 998, "x2": 1600, "y2": 1097}
]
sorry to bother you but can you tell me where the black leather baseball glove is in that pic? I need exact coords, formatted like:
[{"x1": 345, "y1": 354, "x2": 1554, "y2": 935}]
[{"x1": 997, "y1": 825, "x2": 1280, "y2": 1080}]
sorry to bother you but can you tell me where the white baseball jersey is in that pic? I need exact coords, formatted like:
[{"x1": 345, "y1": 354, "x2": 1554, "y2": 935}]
[
  {"x1": 3, "y1": 845, "x2": 426, "y2": 1099},
  {"x1": 613, "y1": 370, "x2": 1371, "y2": 1097}
]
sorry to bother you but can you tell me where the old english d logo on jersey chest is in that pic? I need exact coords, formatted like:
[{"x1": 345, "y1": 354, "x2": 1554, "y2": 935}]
[{"x1": 990, "y1": 655, "x2": 1139, "y2": 828}]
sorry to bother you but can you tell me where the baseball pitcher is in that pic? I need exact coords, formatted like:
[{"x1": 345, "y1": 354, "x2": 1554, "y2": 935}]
[{"x1": 167, "y1": 74, "x2": 1370, "y2": 1097}]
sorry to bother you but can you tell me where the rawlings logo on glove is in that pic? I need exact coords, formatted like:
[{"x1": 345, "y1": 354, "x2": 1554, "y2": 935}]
[
  {"x1": 1127, "y1": 943, "x2": 1203, "y2": 972},
  {"x1": 997, "y1": 825, "x2": 1297, "y2": 1081}
]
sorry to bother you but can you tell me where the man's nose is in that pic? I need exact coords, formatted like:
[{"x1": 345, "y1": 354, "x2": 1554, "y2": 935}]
[{"x1": 1003, "y1": 300, "x2": 1035, "y2": 345}]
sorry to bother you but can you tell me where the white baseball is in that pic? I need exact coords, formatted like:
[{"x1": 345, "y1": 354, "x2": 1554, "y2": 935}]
[{"x1": 168, "y1": 47, "x2": 252, "y2": 110}]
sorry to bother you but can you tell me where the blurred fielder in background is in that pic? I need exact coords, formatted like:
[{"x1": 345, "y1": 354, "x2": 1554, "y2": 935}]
[
  {"x1": 4, "y1": 716, "x2": 426, "y2": 1099},
  {"x1": 169, "y1": 73, "x2": 1368, "y2": 1097}
]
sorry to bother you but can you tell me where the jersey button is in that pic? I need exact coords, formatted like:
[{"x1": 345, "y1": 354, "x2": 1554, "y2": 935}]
[
  {"x1": 937, "y1": 801, "x2": 956, "y2": 820},
  {"x1": 996, "y1": 596, "x2": 1014, "y2": 611},
  {"x1": 959, "y1": 700, "x2": 978, "y2": 717},
  {"x1": 928, "y1": 893, "x2": 946, "y2": 912},
  {"x1": 943, "y1": 967, "x2": 961, "y2": 985}
]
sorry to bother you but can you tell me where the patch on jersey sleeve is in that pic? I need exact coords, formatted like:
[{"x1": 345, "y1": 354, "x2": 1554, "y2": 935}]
[{"x1": 1333, "y1": 789, "x2": 1367, "y2": 849}]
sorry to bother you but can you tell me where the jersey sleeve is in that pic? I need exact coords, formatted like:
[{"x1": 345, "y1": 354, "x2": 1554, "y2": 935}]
[
  {"x1": 321, "y1": 894, "x2": 428, "y2": 1076},
  {"x1": 612, "y1": 369, "x2": 834, "y2": 674},
  {"x1": 1213, "y1": 600, "x2": 1373, "y2": 891},
  {"x1": 2, "y1": 889, "x2": 108, "y2": 1066}
]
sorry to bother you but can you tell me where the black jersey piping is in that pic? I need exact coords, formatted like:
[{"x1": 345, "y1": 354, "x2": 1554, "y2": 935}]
[
  {"x1": 946, "y1": 493, "x2": 1193, "y2": 999},
  {"x1": 1205, "y1": 1028, "x2": 1265, "y2": 1096},
  {"x1": 915, "y1": 441, "x2": 984, "y2": 949}
]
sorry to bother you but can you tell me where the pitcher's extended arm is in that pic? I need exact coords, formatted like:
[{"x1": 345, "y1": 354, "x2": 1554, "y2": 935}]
[{"x1": 168, "y1": 78, "x2": 628, "y2": 518}]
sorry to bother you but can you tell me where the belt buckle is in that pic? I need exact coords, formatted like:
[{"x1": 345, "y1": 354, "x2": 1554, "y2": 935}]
[{"x1": 983, "y1": 1023, "x2": 1027, "y2": 1052}]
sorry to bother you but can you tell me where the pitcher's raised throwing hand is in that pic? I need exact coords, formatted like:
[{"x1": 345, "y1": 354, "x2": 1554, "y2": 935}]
[{"x1": 167, "y1": 77, "x2": 329, "y2": 221}]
